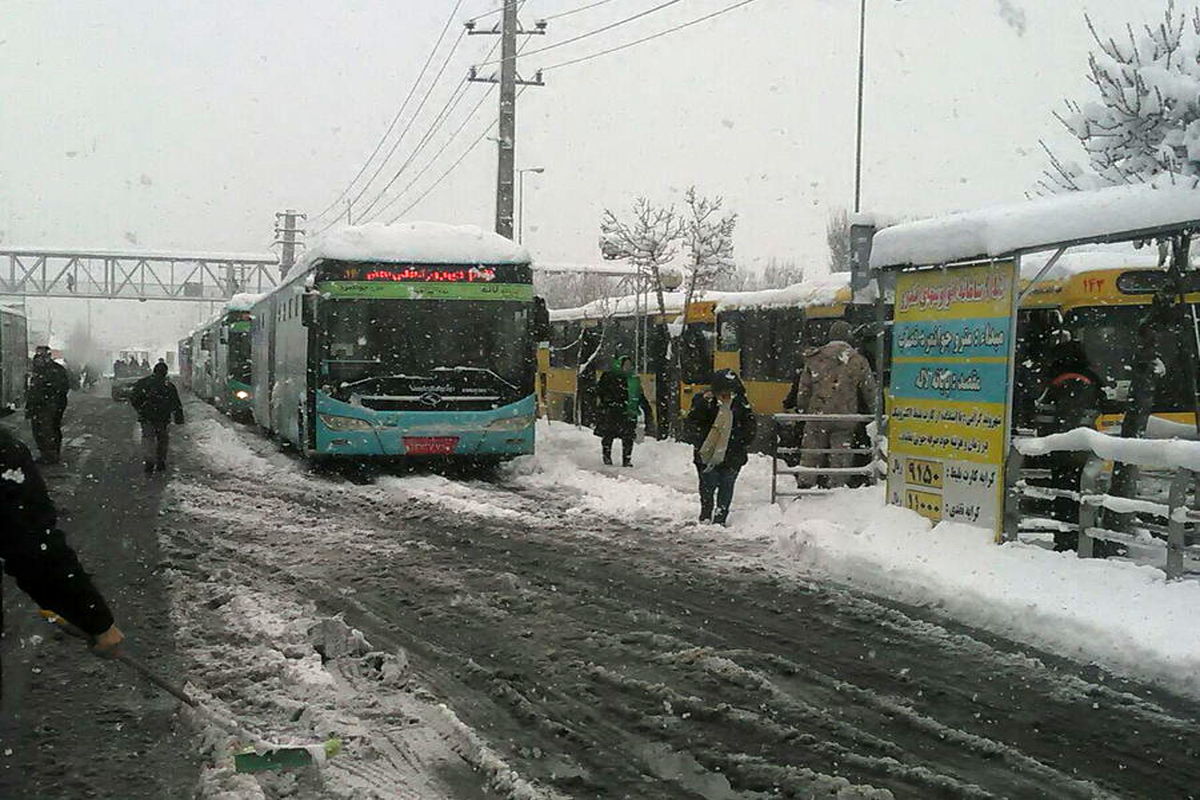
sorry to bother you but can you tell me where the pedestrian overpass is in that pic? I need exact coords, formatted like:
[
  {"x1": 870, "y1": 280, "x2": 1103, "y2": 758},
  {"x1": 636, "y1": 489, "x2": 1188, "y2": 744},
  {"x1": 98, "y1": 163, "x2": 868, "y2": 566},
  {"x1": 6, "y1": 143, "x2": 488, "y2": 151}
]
[{"x1": 0, "y1": 247, "x2": 280, "y2": 301}]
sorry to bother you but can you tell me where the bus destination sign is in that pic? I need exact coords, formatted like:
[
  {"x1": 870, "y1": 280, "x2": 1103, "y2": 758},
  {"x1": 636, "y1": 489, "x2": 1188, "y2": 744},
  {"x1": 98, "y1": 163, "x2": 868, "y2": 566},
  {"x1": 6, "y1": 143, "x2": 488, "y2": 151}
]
[{"x1": 319, "y1": 261, "x2": 532, "y2": 285}]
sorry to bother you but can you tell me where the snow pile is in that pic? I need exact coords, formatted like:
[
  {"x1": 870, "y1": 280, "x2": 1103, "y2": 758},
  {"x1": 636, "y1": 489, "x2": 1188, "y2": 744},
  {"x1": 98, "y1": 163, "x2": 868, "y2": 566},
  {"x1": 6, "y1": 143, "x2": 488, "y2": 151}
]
[
  {"x1": 1015, "y1": 426, "x2": 1200, "y2": 471},
  {"x1": 764, "y1": 489, "x2": 1200, "y2": 697},
  {"x1": 303, "y1": 221, "x2": 530, "y2": 269},
  {"x1": 871, "y1": 181, "x2": 1200, "y2": 268},
  {"x1": 1018, "y1": 244, "x2": 1165, "y2": 278}
]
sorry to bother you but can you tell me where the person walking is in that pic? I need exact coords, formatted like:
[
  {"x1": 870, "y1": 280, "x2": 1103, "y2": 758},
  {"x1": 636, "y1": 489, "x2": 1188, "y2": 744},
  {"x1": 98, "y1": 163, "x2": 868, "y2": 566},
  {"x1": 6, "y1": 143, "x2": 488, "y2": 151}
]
[
  {"x1": 0, "y1": 423, "x2": 124, "y2": 694},
  {"x1": 684, "y1": 369, "x2": 756, "y2": 526},
  {"x1": 787, "y1": 321, "x2": 876, "y2": 489},
  {"x1": 26, "y1": 345, "x2": 70, "y2": 465},
  {"x1": 129, "y1": 362, "x2": 184, "y2": 474},
  {"x1": 593, "y1": 354, "x2": 653, "y2": 467}
]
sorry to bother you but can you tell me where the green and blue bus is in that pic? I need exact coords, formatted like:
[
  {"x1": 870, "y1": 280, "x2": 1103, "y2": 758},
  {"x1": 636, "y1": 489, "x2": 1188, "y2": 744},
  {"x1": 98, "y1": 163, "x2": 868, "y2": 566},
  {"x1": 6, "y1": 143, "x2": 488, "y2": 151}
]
[
  {"x1": 179, "y1": 295, "x2": 257, "y2": 419},
  {"x1": 249, "y1": 222, "x2": 545, "y2": 461}
]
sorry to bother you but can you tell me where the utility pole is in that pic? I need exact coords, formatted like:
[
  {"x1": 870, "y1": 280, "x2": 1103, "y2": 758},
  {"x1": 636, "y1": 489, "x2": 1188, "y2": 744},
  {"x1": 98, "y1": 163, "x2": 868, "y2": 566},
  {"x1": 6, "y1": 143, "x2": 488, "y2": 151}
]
[
  {"x1": 274, "y1": 209, "x2": 307, "y2": 279},
  {"x1": 467, "y1": 2, "x2": 545, "y2": 240},
  {"x1": 853, "y1": 0, "x2": 866, "y2": 214}
]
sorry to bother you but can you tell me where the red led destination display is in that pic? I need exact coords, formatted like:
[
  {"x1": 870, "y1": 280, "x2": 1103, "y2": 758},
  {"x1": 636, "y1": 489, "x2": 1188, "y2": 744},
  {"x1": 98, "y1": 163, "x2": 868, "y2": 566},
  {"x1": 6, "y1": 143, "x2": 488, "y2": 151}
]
[{"x1": 317, "y1": 260, "x2": 532, "y2": 285}]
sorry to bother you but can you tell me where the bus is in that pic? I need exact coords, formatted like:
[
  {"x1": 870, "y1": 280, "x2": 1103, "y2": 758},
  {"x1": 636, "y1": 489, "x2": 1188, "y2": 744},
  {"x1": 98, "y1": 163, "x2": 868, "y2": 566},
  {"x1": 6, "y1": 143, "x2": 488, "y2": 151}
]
[
  {"x1": 539, "y1": 274, "x2": 878, "y2": 443},
  {"x1": 181, "y1": 295, "x2": 258, "y2": 419},
  {"x1": 249, "y1": 222, "x2": 545, "y2": 461},
  {"x1": 0, "y1": 305, "x2": 28, "y2": 411}
]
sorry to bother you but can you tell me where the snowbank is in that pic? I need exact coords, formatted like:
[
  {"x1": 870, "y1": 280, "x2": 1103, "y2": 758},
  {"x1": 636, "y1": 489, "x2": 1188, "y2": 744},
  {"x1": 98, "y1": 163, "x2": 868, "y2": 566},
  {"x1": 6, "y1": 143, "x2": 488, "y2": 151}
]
[
  {"x1": 765, "y1": 491, "x2": 1200, "y2": 697},
  {"x1": 871, "y1": 181, "x2": 1200, "y2": 268},
  {"x1": 304, "y1": 221, "x2": 530, "y2": 268}
]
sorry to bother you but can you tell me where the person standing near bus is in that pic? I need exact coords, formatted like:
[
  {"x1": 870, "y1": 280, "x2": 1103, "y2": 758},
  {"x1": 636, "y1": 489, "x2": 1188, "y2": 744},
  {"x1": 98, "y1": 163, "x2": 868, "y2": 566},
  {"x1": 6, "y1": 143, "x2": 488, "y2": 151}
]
[
  {"x1": 593, "y1": 355, "x2": 653, "y2": 466},
  {"x1": 129, "y1": 362, "x2": 184, "y2": 474},
  {"x1": 788, "y1": 321, "x2": 876, "y2": 488},
  {"x1": 26, "y1": 345, "x2": 70, "y2": 465},
  {"x1": 684, "y1": 369, "x2": 756, "y2": 525}
]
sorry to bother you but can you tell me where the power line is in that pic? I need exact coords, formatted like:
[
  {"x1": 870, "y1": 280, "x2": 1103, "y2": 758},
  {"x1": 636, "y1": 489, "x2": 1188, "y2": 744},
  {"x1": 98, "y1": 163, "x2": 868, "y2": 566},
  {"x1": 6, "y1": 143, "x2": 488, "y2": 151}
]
[
  {"x1": 387, "y1": 87, "x2": 530, "y2": 225},
  {"x1": 348, "y1": 26, "x2": 470, "y2": 212},
  {"x1": 366, "y1": 85, "x2": 499, "y2": 224},
  {"x1": 351, "y1": 36, "x2": 504, "y2": 225},
  {"x1": 311, "y1": 0, "x2": 467, "y2": 224},
  {"x1": 478, "y1": 0, "x2": 684, "y2": 66},
  {"x1": 543, "y1": 0, "x2": 623, "y2": 21},
  {"x1": 540, "y1": 0, "x2": 762, "y2": 71}
]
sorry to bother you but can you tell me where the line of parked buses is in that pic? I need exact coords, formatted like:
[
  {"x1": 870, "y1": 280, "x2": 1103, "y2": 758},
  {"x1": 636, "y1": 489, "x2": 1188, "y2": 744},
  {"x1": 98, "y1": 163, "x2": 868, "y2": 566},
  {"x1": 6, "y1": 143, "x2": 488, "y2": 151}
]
[{"x1": 175, "y1": 250, "x2": 1200, "y2": 462}]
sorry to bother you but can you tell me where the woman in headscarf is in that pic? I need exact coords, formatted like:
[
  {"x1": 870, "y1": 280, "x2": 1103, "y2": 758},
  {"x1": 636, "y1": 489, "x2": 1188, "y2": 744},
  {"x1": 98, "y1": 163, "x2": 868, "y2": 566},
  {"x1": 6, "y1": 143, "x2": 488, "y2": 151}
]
[
  {"x1": 593, "y1": 354, "x2": 653, "y2": 466},
  {"x1": 684, "y1": 369, "x2": 756, "y2": 525}
]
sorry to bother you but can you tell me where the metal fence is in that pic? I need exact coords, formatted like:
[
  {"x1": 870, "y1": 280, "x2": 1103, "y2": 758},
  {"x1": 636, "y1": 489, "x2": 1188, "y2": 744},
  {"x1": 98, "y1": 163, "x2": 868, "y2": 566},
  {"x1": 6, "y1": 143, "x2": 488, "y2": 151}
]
[{"x1": 771, "y1": 412, "x2": 881, "y2": 504}]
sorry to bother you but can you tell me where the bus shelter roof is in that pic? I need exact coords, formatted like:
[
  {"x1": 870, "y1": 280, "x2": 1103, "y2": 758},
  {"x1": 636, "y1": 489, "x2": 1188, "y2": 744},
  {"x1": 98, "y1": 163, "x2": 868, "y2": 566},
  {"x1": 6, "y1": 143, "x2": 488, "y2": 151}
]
[{"x1": 869, "y1": 181, "x2": 1200, "y2": 270}]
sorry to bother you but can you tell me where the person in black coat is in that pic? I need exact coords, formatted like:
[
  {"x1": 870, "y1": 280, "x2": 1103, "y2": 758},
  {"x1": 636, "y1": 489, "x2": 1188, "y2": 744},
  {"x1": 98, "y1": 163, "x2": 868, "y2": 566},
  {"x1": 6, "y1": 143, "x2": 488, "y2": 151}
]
[
  {"x1": 684, "y1": 369, "x2": 757, "y2": 525},
  {"x1": 1034, "y1": 338, "x2": 1103, "y2": 551},
  {"x1": 26, "y1": 345, "x2": 70, "y2": 464},
  {"x1": 593, "y1": 354, "x2": 653, "y2": 466},
  {"x1": 129, "y1": 362, "x2": 184, "y2": 474},
  {"x1": 0, "y1": 425, "x2": 123, "y2": 694}
]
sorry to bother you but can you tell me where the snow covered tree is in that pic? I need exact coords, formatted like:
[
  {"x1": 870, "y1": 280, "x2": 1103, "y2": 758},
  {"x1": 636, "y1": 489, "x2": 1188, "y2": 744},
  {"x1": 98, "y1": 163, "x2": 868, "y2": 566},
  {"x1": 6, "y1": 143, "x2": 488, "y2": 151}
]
[
  {"x1": 1042, "y1": 1, "x2": 1200, "y2": 191},
  {"x1": 680, "y1": 187, "x2": 737, "y2": 315},
  {"x1": 1041, "y1": 1, "x2": 1200, "y2": 515},
  {"x1": 599, "y1": 197, "x2": 684, "y2": 317},
  {"x1": 827, "y1": 208, "x2": 852, "y2": 274}
]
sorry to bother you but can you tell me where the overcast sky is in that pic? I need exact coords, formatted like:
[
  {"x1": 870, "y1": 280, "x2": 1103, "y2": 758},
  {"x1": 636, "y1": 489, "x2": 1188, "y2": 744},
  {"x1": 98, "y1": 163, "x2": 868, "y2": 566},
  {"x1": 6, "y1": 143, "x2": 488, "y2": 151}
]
[{"x1": 0, "y1": 0, "x2": 1176, "y2": 348}]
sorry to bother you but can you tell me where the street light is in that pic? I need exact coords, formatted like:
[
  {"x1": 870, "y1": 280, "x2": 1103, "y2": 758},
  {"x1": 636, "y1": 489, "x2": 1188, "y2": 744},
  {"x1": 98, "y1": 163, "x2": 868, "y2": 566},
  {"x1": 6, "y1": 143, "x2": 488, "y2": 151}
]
[{"x1": 517, "y1": 167, "x2": 544, "y2": 244}]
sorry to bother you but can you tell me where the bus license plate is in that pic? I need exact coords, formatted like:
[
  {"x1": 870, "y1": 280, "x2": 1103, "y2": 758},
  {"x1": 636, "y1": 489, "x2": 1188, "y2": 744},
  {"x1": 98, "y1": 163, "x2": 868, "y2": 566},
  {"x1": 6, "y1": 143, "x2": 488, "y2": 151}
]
[{"x1": 403, "y1": 437, "x2": 459, "y2": 455}]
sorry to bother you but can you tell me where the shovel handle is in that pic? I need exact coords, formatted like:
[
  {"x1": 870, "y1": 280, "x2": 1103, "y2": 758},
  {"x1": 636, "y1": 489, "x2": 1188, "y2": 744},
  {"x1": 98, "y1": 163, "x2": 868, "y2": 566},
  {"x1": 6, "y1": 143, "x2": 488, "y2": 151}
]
[{"x1": 38, "y1": 610, "x2": 196, "y2": 707}]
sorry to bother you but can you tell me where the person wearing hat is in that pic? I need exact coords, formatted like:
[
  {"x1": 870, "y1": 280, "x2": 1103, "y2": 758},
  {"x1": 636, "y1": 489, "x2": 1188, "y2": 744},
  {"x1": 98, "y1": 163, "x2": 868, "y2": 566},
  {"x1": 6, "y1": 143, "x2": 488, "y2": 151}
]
[
  {"x1": 684, "y1": 369, "x2": 756, "y2": 525},
  {"x1": 25, "y1": 345, "x2": 71, "y2": 464},
  {"x1": 593, "y1": 354, "x2": 654, "y2": 467},
  {"x1": 787, "y1": 320, "x2": 876, "y2": 489},
  {"x1": 129, "y1": 362, "x2": 185, "y2": 473}
]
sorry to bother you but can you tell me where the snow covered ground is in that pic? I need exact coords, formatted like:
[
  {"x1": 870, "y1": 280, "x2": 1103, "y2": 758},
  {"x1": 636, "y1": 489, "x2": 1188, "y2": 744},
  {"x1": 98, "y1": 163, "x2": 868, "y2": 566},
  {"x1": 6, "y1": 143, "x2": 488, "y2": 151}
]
[
  {"x1": 513, "y1": 423, "x2": 1200, "y2": 700},
  {"x1": 164, "y1": 410, "x2": 1200, "y2": 797}
]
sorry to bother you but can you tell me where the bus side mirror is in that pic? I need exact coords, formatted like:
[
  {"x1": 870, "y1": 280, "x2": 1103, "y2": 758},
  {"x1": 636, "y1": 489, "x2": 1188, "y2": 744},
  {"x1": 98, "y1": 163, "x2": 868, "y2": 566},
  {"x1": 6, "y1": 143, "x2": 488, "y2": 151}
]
[
  {"x1": 301, "y1": 293, "x2": 318, "y2": 327},
  {"x1": 532, "y1": 296, "x2": 550, "y2": 343}
]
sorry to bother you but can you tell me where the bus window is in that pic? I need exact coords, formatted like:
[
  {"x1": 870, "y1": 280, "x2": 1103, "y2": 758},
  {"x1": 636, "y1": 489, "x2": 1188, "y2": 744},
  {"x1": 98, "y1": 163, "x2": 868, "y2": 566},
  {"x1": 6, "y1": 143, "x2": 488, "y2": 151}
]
[
  {"x1": 549, "y1": 322, "x2": 581, "y2": 368},
  {"x1": 717, "y1": 312, "x2": 742, "y2": 352}
]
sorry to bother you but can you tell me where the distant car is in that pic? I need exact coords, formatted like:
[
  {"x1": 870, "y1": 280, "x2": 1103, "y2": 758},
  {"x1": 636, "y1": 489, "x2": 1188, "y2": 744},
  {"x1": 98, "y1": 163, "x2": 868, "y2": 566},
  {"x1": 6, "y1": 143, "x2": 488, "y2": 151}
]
[{"x1": 111, "y1": 376, "x2": 139, "y2": 402}]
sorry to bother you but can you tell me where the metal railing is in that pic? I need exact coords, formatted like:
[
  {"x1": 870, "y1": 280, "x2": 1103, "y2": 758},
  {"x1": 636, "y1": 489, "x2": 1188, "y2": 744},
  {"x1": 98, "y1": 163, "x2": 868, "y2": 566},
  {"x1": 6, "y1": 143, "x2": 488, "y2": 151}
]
[
  {"x1": 1007, "y1": 435, "x2": 1200, "y2": 579},
  {"x1": 771, "y1": 413, "x2": 881, "y2": 503}
]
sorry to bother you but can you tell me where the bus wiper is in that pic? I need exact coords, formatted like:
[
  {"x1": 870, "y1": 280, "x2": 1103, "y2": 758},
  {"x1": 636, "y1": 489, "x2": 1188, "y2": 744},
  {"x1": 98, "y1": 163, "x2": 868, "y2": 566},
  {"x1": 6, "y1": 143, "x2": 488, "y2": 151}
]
[
  {"x1": 431, "y1": 365, "x2": 519, "y2": 391},
  {"x1": 339, "y1": 373, "x2": 433, "y2": 389}
]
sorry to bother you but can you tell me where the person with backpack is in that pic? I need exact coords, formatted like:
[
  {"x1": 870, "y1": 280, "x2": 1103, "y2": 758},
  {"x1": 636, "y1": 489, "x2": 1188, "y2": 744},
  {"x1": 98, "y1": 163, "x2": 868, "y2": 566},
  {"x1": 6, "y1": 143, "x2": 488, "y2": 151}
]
[
  {"x1": 684, "y1": 369, "x2": 757, "y2": 526},
  {"x1": 129, "y1": 362, "x2": 184, "y2": 473},
  {"x1": 593, "y1": 354, "x2": 653, "y2": 467}
]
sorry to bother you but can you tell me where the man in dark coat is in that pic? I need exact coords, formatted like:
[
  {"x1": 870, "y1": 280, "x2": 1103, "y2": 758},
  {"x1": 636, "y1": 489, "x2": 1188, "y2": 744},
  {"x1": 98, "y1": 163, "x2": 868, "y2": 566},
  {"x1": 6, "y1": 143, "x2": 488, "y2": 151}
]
[
  {"x1": 593, "y1": 355, "x2": 653, "y2": 467},
  {"x1": 684, "y1": 369, "x2": 757, "y2": 525},
  {"x1": 0, "y1": 425, "x2": 123, "y2": 693},
  {"x1": 26, "y1": 345, "x2": 71, "y2": 464},
  {"x1": 129, "y1": 362, "x2": 184, "y2": 474},
  {"x1": 1034, "y1": 338, "x2": 1103, "y2": 552}
]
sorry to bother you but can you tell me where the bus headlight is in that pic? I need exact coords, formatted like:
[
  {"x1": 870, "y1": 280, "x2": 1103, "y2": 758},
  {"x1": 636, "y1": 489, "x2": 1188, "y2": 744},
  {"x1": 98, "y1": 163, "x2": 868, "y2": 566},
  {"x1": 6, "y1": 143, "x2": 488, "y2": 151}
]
[
  {"x1": 234, "y1": 390, "x2": 251, "y2": 400},
  {"x1": 319, "y1": 413, "x2": 374, "y2": 431},
  {"x1": 486, "y1": 416, "x2": 533, "y2": 432}
]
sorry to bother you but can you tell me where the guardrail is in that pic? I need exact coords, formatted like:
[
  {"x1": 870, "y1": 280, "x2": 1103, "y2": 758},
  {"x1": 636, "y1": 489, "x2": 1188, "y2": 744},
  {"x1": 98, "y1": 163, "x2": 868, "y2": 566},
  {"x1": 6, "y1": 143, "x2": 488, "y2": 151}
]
[
  {"x1": 771, "y1": 413, "x2": 881, "y2": 503},
  {"x1": 1009, "y1": 428, "x2": 1200, "y2": 579}
]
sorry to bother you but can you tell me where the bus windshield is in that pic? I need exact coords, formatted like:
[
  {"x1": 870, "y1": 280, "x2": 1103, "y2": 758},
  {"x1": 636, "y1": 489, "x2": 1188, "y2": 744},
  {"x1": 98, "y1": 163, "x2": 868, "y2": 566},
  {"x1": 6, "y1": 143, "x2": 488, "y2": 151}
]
[
  {"x1": 320, "y1": 299, "x2": 532, "y2": 389},
  {"x1": 228, "y1": 330, "x2": 251, "y2": 383}
]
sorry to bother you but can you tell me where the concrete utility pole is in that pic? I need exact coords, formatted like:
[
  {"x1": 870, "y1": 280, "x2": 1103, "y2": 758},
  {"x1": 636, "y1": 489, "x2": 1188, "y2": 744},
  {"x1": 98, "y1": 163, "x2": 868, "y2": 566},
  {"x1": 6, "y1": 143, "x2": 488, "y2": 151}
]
[
  {"x1": 274, "y1": 209, "x2": 307, "y2": 279},
  {"x1": 467, "y1": 2, "x2": 545, "y2": 240}
]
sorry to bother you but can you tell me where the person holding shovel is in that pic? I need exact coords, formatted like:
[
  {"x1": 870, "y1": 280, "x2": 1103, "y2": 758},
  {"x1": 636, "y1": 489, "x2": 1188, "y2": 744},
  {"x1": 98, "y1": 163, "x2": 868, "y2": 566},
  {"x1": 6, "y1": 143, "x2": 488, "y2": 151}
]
[{"x1": 0, "y1": 424, "x2": 123, "y2": 695}]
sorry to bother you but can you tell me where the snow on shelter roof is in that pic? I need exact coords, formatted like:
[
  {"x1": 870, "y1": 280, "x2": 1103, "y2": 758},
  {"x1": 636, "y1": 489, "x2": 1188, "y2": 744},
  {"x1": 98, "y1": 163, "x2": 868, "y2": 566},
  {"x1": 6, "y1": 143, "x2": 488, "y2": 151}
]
[
  {"x1": 302, "y1": 221, "x2": 530, "y2": 269},
  {"x1": 548, "y1": 275, "x2": 851, "y2": 321},
  {"x1": 870, "y1": 182, "x2": 1200, "y2": 270}
]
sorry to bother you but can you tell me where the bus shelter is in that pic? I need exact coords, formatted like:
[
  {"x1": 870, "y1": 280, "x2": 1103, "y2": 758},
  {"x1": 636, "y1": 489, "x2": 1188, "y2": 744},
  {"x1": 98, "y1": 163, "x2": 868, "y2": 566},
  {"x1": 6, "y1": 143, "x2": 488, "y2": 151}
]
[{"x1": 867, "y1": 181, "x2": 1200, "y2": 540}]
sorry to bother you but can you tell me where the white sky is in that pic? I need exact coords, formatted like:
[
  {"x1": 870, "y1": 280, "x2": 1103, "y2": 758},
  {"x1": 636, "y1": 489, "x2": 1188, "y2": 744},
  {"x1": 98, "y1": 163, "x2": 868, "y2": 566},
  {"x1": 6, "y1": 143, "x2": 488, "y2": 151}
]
[{"x1": 0, "y1": 0, "x2": 1175, "y2": 347}]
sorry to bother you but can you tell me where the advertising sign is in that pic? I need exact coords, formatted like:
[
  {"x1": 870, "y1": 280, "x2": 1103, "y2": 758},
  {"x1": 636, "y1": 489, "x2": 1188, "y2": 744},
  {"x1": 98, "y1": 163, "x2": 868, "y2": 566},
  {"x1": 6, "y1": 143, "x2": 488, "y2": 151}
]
[{"x1": 887, "y1": 261, "x2": 1017, "y2": 536}]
